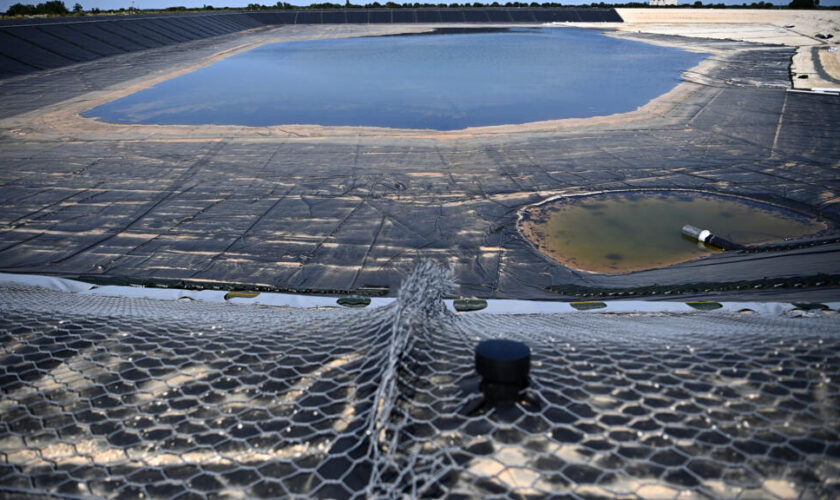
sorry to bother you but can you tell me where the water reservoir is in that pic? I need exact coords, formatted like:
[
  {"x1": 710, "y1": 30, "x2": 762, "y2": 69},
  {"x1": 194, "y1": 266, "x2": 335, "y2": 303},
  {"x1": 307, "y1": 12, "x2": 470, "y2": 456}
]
[{"x1": 84, "y1": 28, "x2": 706, "y2": 130}]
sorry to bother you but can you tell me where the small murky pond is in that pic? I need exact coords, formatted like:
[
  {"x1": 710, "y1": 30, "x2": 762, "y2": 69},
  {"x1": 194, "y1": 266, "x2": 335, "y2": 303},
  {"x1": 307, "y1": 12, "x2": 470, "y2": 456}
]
[{"x1": 519, "y1": 191, "x2": 826, "y2": 274}]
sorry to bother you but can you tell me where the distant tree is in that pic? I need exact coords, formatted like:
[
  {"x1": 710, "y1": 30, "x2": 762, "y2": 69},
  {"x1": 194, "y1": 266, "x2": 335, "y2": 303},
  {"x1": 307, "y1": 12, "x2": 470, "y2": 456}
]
[
  {"x1": 5, "y1": 3, "x2": 37, "y2": 15},
  {"x1": 72, "y1": 2, "x2": 82, "y2": 12},
  {"x1": 789, "y1": 0, "x2": 818, "y2": 7},
  {"x1": 37, "y1": 1, "x2": 70, "y2": 14},
  {"x1": 6, "y1": 1, "x2": 70, "y2": 15}
]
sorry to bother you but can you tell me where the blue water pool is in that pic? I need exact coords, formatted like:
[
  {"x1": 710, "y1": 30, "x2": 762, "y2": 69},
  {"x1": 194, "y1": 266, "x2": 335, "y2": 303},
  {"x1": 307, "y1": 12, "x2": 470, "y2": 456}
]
[{"x1": 84, "y1": 28, "x2": 707, "y2": 130}]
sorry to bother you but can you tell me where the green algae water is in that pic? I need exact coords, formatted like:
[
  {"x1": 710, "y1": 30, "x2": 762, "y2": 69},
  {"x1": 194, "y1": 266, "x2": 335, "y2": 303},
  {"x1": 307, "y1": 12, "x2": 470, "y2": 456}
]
[{"x1": 521, "y1": 191, "x2": 825, "y2": 274}]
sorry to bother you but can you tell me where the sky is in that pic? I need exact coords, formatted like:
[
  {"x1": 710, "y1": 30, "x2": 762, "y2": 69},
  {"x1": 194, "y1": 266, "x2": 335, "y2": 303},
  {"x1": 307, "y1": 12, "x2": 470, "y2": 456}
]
[{"x1": 2, "y1": 0, "x2": 838, "y2": 14}]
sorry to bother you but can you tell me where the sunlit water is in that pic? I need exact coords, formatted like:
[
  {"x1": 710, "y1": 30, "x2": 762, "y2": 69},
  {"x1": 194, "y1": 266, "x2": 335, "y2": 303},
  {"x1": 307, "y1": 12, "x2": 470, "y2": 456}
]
[
  {"x1": 84, "y1": 28, "x2": 706, "y2": 130},
  {"x1": 520, "y1": 191, "x2": 826, "y2": 274}
]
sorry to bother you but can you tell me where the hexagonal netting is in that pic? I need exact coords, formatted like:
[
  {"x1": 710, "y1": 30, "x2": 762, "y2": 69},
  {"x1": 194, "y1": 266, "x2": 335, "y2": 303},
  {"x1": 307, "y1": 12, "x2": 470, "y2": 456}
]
[{"x1": 1, "y1": 263, "x2": 839, "y2": 499}]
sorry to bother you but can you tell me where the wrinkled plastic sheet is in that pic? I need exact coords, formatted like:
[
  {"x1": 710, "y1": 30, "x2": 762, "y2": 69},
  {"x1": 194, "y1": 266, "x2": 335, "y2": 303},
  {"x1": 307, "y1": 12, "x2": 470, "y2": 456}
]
[{"x1": 5, "y1": 271, "x2": 836, "y2": 315}]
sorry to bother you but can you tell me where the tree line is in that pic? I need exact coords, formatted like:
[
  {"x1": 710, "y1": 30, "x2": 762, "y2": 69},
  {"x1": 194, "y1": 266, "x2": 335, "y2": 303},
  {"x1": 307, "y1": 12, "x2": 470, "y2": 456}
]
[
  {"x1": 249, "y1": 1, "x2": 816, "y2": 8},
  {"x1": 3, "y1": 0, "x2": 828, "y2": 18}
]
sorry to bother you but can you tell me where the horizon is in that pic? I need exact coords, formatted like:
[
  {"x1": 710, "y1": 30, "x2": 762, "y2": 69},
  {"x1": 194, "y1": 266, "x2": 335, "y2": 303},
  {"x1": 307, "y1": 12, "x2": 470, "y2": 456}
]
[{"x1": 4, "y1": 0, "x2": 839, "y2": 13}]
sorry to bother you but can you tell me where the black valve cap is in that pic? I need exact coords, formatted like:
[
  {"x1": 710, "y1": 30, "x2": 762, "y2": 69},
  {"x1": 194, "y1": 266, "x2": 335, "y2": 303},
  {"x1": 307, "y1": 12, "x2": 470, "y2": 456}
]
[{"x1": 475, "y1": 339, "x2": 531, "y2": 389}]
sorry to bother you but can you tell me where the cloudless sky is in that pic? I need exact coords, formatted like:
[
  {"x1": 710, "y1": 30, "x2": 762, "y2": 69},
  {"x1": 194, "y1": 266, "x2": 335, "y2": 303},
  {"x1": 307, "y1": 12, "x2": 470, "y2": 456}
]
[{"x1": 2, "y1": 0, "x2": 838, "y2": 15}]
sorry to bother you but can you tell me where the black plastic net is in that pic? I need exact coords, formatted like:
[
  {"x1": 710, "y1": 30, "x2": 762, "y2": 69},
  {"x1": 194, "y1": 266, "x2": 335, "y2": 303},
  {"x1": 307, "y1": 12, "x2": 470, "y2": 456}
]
[{"x1": 1, "y1": 263, "x2": 839, "y2": 498}]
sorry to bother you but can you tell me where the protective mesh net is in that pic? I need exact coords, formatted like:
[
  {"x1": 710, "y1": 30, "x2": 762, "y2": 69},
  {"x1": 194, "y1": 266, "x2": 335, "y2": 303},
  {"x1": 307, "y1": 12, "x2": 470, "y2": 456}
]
[{"x1": 1, "y1": 263, "x2": 839, "y2": 499}]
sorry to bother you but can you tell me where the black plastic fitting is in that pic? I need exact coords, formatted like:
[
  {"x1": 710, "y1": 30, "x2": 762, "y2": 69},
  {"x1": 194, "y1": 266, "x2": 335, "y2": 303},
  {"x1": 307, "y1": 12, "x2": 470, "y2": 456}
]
[{"x1": 475, "y1": 339, "x2": 531, "y2": 405}]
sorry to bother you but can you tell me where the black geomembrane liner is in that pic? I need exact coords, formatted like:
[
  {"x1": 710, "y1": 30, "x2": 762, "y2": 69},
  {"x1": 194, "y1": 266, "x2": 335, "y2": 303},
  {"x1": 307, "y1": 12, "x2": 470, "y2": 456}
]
[
  {"x1": 1, "y1": 25, "x2": 837, "y2": 302},
  {"x1": 46, "y1": 24, "x2": 125, "y2": 55},
  {"x1": 0, "y1": 30, "x2": 71, "y2": 69},
  {"x1": 8, "y1": 25, "x2": 100, "y2": 61}
]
